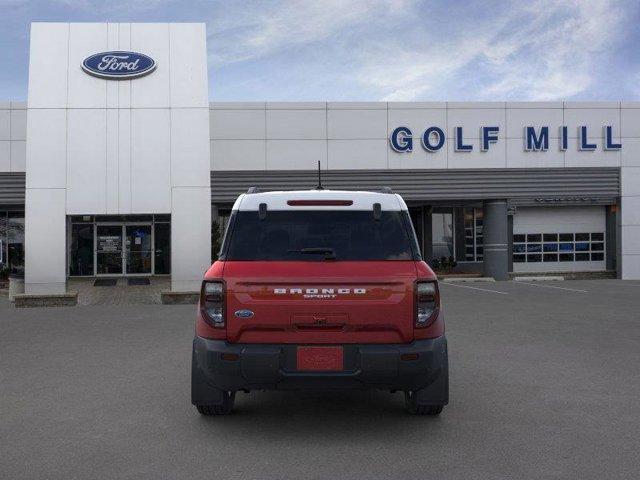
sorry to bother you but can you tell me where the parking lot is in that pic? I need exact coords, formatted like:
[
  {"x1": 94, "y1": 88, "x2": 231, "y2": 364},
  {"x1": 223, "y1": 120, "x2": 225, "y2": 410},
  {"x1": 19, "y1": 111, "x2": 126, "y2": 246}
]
[{"x1": 1, "y1": 279, "x2": 639, "y2": 480}]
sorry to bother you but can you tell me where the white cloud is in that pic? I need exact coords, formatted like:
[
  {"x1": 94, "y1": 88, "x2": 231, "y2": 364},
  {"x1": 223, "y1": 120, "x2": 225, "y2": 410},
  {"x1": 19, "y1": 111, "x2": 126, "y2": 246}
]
[
  {"x1": 15, "y1": 0, "x2": 176, "y2": 11},
  {"x1": 208, "y1": 0, "x2": 630, "y2": 101},
  {"x1": 358, "y1": 0, "x2": 628, "y2": 101},
  {"x1": 208, "y1": 0, "x2": 413, "y2": 66}
]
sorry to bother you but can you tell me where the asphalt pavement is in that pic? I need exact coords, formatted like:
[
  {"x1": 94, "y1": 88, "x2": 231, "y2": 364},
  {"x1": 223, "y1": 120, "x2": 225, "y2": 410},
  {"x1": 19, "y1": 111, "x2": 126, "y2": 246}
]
[{"x1": 1, "y1": 279, "x2": 639, "y2": 479}]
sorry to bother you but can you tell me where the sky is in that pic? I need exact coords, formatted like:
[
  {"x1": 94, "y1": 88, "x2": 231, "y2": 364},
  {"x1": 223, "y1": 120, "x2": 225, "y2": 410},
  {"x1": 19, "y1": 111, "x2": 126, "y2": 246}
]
[{"x1": 1, "y1": 0, "x2": 639, "y2": 102}]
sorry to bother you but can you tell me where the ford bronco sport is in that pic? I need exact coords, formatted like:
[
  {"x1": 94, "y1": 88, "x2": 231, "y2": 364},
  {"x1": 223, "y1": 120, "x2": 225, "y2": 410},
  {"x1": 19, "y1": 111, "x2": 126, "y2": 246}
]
[{"x1": 191, "y1": 188, "x2": 449, "y2": 415}]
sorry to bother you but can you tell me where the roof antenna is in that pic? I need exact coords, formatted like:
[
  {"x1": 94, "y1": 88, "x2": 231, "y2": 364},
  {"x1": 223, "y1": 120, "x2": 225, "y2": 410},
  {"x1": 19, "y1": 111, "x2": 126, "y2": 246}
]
[{"x1": 316, "y1": 160, "x2": 324, "y2": 190}]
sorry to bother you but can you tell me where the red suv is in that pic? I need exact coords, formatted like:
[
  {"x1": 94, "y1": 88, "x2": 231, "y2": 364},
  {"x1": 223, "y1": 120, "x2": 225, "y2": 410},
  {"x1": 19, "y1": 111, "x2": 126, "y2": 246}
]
[{"x1": 191, "y1": 188, "x2": 448, "y2": 415}]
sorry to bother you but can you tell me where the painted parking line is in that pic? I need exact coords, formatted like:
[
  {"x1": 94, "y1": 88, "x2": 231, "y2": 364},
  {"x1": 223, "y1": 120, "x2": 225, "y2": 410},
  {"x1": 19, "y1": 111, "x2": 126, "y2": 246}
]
[
  {"x1": 441, "y1": 282, "x2": 509, "y2": 295},
  {"x1": 513, "y1": 281, "x2": 588, "y2": 293}
]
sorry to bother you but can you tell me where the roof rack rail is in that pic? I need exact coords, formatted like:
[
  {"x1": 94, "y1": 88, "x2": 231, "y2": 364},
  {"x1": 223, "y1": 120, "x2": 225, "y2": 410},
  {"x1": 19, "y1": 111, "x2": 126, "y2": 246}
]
[
  {"x1": 246, "y1": 186, "x2": 262, "y2": 194},
  {"x1": 376, "y1": 186, "x2": 394, "y2": 194}
]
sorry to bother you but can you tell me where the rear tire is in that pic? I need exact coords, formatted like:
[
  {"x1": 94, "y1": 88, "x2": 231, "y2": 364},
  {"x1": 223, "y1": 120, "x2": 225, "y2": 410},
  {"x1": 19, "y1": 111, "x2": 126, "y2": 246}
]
[
  {"x1": 195, "y1": 391, "x2": 236, "y2": 416},
  {"x1": 404, "y1": 391, "x2": 444, "y2": 416}
]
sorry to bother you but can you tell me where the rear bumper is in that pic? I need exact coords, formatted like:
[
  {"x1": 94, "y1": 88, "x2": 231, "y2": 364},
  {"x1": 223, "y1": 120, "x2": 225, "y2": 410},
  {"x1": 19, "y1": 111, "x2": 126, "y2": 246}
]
[{"x1": 192, "y1": 335, "x2": 448, "y2": 404}]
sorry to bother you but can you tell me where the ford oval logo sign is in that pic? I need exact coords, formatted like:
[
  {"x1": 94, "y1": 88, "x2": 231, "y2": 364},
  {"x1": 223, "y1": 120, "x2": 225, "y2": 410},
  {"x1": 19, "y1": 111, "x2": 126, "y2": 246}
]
[
  {"x1": 234, "y1": 310, "x2": 255, "y2": 318},
  {"x1": 82, "y1": 51, "x2": 156, "y2": 80}
]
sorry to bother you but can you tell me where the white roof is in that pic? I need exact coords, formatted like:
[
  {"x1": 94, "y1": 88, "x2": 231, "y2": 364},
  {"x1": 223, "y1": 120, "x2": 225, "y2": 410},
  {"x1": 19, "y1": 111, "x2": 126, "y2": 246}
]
[{"x1": 232, "y1": 189, "x2": 408, "y2": 211}]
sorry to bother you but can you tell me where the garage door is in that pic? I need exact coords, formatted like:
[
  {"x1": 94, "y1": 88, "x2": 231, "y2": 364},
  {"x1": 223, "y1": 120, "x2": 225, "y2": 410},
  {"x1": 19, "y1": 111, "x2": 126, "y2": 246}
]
[{"x1": 513, "y1": 206, "x2": 606, "y2": 273}]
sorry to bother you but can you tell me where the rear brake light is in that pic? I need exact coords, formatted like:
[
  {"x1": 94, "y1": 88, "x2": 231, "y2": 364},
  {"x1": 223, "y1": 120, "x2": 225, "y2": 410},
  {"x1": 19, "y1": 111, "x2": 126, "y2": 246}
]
[
  {"x1": 200, "y1": 280, "x2": 225, "y2": 328},
  {"x1": 415, "y1": 281, "x2": 439, "y2": 328},
  {"x1": 287, "y1": 200, "x2": 353, "y2": 206}
]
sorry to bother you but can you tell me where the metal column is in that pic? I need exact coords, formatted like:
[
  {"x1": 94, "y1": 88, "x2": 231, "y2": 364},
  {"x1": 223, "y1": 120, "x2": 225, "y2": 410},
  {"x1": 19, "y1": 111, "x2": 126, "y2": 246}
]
[{"x1": 483, "y1": 200, "x2": 509, "y2": 280}]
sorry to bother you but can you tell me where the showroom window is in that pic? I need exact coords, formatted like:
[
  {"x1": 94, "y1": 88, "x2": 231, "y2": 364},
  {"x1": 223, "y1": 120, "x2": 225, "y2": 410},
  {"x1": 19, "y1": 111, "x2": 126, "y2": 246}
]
[
  {"x1": 463, "y1": 208, "x2": 483, "y2": 262},
  {"x1": 68, "y1": 214, "x2": 171, "y2": 276},
  {"x1": 432, "y1": 209, "x2": 454, "y2": 259},
  {"x1": 0, "y1": 211, "x2": 25, "y2": 275},
  {"x1": 513, "y1": 232, "x2": 605, "y2": 263},
  {"x1": 212, "y1": 213, "x2": 230, "y2": 261}
]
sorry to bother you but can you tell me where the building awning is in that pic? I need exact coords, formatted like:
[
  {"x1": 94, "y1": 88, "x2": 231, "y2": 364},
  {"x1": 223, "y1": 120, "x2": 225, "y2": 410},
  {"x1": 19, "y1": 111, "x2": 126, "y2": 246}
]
[{"x1": 210, "y1": 168, "x2": 620, "y2": 206}]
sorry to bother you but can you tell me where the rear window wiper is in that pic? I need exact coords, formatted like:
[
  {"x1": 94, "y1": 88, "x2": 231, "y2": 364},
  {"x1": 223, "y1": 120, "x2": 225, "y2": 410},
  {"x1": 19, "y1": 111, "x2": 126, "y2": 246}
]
[{"x1": 287, "y1": 247, "x2": 336, "y2": 260}]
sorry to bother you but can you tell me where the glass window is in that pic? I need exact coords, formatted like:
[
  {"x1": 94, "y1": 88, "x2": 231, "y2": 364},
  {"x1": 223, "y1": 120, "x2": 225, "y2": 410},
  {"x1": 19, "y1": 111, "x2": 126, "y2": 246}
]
[
  {"x1": 575, "y1": 242, "x2": 589, "y2": 251},
  {"x1": 154, "y1": 223, "x2": 171, "y2": 274},
  {"x1": 212, "y1": 215, "x2": 231, "y2": 261},
  {"x1": 474, "y1": 208, "x2": 483, "y2": 261},
  {"x1": 125, "y1": 225, "x2": 152, "y2": 275},
  {"x1": 70, "y1": 215, "x2": 94, "y2": 223},
  {"x1": 463, "y1": 208, "x2": 474, "y2": 261},
  {"x1": 0, "y1": 212, "x2": 7, "y2": 272},
  {"x1": 559, "y1": 243, "x2": 573, "y2": 252},
  {"x1": 514, "y1": 254, "x2": 526, "y2": 263},
  {"x1": 96, "y1": 225, "x2": 123, "y2": 275},
  {"x1": 7, "y1": 212, "x2": 25, "y2": 274},
  {"x1": 513, "y1": 231, "x2": 605, "y2": 266},
  {"x1": 225, "y1": 210, "x2": 416, "y2": 261},
  {"x1": 96, "y1": 215, "x2": 125, "y2": 223},
  {"x1": 69, "y1": 224, "x2": 94, "y2": 276},
  {"x1": 527, "y1": 254, "x2": 542, "y2": 262},
  {"x1": 462, "y1": 207, "x2": 483, "y2": 262},
  {"x1": 432, "y1": 211, "x2": 454, "y2": 259}
]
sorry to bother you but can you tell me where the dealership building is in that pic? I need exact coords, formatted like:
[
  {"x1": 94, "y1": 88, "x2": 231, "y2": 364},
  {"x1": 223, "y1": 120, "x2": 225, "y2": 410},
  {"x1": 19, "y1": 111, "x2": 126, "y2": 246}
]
[{"x1": 1, "y1": 22, "x2": 640, "y2": 298}]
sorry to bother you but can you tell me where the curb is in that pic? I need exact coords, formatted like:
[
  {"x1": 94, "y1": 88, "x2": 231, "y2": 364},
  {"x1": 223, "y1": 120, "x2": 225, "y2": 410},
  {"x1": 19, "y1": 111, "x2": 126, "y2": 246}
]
[
  {"x1": 514, "y1": 276, "x2": 565, "y2": 282},
  {"x1": 441, "y1": 277, "x2": 496, "y2": 283}
]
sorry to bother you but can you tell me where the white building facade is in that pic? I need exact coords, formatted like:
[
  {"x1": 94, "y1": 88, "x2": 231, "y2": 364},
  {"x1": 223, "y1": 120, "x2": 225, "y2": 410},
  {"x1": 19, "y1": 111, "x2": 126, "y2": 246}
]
[{"x1": 1, "y1": 22, "x2": 640, "y2": 295}]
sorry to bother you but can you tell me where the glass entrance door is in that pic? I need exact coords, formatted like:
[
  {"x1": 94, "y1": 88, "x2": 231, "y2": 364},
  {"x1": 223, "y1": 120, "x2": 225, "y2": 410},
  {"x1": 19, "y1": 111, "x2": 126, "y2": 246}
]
[
  {"x1": 96, "y1": 225, "x2": 124, "y2": 275},
  {"x1": 125, "y1": 225, "x2": 152, "y2": 275}
]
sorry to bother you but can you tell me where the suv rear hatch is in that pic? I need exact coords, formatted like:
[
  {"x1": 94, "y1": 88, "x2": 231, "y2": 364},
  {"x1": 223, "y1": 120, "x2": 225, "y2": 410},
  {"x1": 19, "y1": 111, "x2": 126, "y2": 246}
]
[
  {"x1": 224, "y1": 261, "x2": 417, "y2": 343},
  {"x1": 220, "y1": 206, "x2": 421, "y2": 344}
]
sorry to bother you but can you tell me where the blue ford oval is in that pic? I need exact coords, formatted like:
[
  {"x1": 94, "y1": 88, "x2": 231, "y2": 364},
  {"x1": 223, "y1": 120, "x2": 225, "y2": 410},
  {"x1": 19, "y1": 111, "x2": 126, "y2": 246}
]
[
  {"x1": 82, "y1": 51, "x2": 156, "y2": 80},
  {"x1": 234, "y1": 310, "x2": 255, "y2": 318}
]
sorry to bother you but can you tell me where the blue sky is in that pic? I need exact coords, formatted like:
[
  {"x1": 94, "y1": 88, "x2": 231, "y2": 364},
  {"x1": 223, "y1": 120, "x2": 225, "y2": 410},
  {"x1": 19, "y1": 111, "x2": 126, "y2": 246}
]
[{"x1": 1, "y1": 0, "x2": 639, "y2": 101}]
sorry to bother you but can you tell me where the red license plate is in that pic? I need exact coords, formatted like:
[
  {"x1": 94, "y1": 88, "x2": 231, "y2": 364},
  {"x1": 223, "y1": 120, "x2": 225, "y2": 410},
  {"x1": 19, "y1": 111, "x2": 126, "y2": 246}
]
[{"x1": 296, "y1": 346, "x2": 344, "y2": 371}]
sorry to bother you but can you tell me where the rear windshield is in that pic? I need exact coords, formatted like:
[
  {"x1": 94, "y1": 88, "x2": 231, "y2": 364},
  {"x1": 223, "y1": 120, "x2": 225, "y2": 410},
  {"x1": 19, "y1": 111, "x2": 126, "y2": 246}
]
[{"x1": 223, "y1": 210, "x2": 418, "y2": 261}]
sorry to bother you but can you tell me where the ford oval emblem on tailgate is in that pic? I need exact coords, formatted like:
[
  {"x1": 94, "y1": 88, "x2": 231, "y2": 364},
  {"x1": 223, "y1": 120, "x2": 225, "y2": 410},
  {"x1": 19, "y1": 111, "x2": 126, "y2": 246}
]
[{"x1": 234, "y1": 309, "x2": 254, "y2": 318}]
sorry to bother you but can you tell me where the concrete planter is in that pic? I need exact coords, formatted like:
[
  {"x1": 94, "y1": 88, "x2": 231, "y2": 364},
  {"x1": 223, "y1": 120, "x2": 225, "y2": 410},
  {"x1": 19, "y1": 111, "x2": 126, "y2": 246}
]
[
  {"x1": 161, "y1": 291, "x2": 199, "y2": 305},
  {"x1": 14, "y1": 292, "x2": 78, "y2": 308},
  {"x1": 8, "y1": 273, "x2": 25, "y2": 303}
]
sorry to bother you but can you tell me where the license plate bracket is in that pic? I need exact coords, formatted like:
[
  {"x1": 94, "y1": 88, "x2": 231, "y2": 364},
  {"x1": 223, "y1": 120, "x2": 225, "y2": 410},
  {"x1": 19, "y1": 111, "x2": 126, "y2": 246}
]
[{"x1": 296, "y1": 346, "x2": 344, "y2": 371}]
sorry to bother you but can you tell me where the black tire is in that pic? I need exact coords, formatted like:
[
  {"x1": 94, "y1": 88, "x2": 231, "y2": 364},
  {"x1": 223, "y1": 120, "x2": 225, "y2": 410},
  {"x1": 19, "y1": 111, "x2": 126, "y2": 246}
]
[
  {"x1": 195, "y1": 391, "x2": 236, "y2": 416},
  {"x1": 404, "y1": 391, "x2": 444, "y2": 416}
]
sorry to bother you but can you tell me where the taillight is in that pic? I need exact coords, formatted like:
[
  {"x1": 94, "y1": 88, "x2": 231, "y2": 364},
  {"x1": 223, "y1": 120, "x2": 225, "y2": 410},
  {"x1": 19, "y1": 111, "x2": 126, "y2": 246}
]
[
  {"x1": 415, "y1": 281, "x2": 439, "y2": 328},
  {"x1": 200, "y1": 280, "x2": 225, "y2": 328}
]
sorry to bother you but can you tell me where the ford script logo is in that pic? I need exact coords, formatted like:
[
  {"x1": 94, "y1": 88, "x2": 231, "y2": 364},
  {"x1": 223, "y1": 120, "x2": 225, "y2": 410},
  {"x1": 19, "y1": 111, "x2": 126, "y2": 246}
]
[
  {"x1": 82, "y1": 51, "x2": 156, "y2": 80},
  {"x1": 234, "y1": 310, "x2": 255, "y2": 318}
]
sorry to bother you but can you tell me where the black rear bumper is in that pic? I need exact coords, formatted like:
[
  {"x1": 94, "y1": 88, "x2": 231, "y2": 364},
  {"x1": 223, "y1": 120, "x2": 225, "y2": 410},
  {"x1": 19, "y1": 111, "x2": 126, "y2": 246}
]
[{"x1": 192, "y1": 335, "x2": 448, "y2": 405}]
